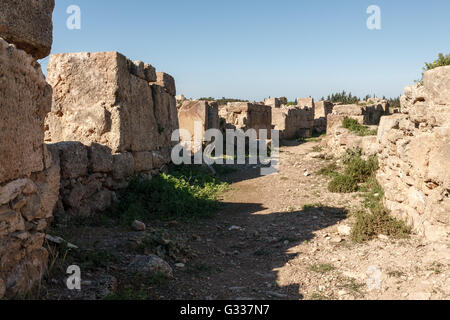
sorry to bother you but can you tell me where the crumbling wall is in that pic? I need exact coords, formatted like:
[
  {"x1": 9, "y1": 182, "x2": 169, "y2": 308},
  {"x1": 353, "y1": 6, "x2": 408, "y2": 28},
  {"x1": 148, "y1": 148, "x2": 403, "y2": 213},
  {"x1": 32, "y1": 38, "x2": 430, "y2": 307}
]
[
  {"x1": 0, "y1": 0, "x2": 56, "y2": 299},
  {"x1": 377, "y1": 66, "x2": 450, "y2": 242},
  {"x1": 45, "y1": 52, "x2": 178, "y2": 222},
  {"x1": 178, "y1": 100, "x2": 219, "y2": 140},
  {"x1": 0, "y1": 0, "x2": 54, "y2": 59},
  {"x1": 264, "y1": 98, "x2": 281, "y2": 109},
  {"x1": 321, "y1": 102, "x2": 387, "y2": 157},
  {"x1": 219, "y1": 102, "x2": 272, "y2": 138},
  {"x1": 314, "y1": 100, "x2": 334, "y2": 133},
  {"x1": 272, "y1": 106, "x2": 315, "y2": 139}
]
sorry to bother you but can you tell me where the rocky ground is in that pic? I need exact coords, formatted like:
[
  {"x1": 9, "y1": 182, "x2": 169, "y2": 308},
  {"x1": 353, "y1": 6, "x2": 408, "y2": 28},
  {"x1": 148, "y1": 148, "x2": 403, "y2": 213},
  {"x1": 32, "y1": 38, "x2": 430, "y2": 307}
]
[{"x1": 35, "y1": 140, "x2": 450, "y2": 300}]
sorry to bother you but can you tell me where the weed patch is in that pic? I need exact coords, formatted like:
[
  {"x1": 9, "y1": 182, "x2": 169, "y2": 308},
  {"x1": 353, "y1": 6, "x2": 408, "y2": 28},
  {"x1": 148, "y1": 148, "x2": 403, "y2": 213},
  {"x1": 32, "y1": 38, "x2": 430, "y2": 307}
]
[
  {"x1": 351, "y1": 207, "x2": 411, "y2": 243},
  {"x1": 342, "y1": 117, "x2": 377, "y2": 136},
  {"x1": 105, "y1": 165, "x2": 228, "y2": 224}
]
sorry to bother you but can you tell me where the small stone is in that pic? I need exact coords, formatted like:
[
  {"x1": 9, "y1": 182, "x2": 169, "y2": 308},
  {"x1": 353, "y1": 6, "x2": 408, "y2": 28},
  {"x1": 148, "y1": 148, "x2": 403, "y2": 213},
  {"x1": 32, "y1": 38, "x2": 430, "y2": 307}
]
[
  {"x1": 229, "y1": 225, "x2": 242, "y2": 231},
  {"x1": 132, "y1": 220, "x2": 146, "y2": 231},
  {"x1": 331, "y1": 236, "x2": 343, "y2": 243},
  {"x1": 337, "y1": 225, "x2": 351, "y2": 236},
  {"x1": 378, "y1": 234, "x2": 389, "y2": 240},
  {"x1": 128, "y1": 254, "x2": 173, "y2": 278},
  {"x1": 304, "y1": 172, "x2": 310, "y2": 177},
  {"x1": 175, "y1": 263, "x2": 185, "y2": 269}
]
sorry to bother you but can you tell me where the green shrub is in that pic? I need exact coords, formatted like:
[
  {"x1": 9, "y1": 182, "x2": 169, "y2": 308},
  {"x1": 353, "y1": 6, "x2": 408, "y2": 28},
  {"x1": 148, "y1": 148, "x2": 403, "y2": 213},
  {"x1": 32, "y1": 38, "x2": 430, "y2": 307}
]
[
  {"x1": 105, "y1": 165, "x2": 228, "y2": 224},
  {"x1": 344, "y1": 155, "x2": 378, "y2": 183},
  {"x1": 351, "y1": 206, "x2": 411, "y2": 243},
  {"x1": 317, "y1": 163, "x2": 339, "y2": 178},
  {"x1": 424, "y1": 53, "x2": 450, "y2": 71},
  {"x1": 342, "y1": 118, "x2": 377, "y2": 136},
  {"x1": 328, "y1": 174, "x2": 358, "y2": 193}
]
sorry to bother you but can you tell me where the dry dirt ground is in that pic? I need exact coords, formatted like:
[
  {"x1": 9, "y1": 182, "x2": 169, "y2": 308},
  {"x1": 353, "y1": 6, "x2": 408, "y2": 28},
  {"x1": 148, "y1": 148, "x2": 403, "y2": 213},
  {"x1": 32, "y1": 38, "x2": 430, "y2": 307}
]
[{"x1": 38, "y1": 140, "x2": 450, "y2": 300}]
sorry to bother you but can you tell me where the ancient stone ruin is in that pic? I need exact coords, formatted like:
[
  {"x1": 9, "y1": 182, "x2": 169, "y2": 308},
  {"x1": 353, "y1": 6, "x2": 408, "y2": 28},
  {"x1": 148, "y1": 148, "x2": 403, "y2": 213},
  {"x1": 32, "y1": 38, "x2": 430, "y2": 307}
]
[
  {"x1": 272, "y1": 105, "x2": 315, "y2": 139},
  {"x1": 314, "y1": 100, "x2": 334, "y2": 133},
  {"x1": 377, "y1": 66, "x2": 450, "y2": 242},
  {"x1": 219, "y1": 102, "x2": 272, "y2": 138},
  {"x1": 177, "y1": 100, "x2": 219, "y2": 152},
  {"x1": 44, "y1": 52, "x2": 179, "y2": 222},
  {"x1": 322, "y1": 100, "x2": 389, "y2": 157},
  {"x1": 0, "y1": 0, "x2": 57, "y2": 299}
]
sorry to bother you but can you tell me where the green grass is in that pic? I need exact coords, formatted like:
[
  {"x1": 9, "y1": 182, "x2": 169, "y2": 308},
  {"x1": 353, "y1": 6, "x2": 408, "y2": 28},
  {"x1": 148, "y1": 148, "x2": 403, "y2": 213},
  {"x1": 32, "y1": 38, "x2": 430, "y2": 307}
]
[
  {"x1": 303, "y1": 203, "x2": 325, "y2": 210},
  {"x1": 310, "y1": 263, "x2": 336, "y2": 274},
  {"x1": 328, "y1": 174, "x2": 358, "y2": 193},
  {"x1": 327, "y1": 149, "x2": 379, "y2": 194},
  {"x1": 105, "y1": 165, "x2": 228, "y2": 225},
  {"x1": 342, "y1": 117, "x2": 377, "y2": 137},
  {"x1": 317, "y1": 163, "x2": 339, "y2": 178},
  {"x1": 351, "y1": 206, "x2": 411, "y2": 243}
]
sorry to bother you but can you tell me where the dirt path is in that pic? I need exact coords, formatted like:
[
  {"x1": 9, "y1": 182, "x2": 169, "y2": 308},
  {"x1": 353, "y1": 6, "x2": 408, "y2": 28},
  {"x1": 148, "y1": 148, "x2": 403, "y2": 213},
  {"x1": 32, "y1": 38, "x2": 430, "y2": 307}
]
[
  {"x1": 41, "y1": 141, "x2": 450, "y2": 300},
  {"x1": 149, "y1": 141, "x2": 450, "y2": 300}
]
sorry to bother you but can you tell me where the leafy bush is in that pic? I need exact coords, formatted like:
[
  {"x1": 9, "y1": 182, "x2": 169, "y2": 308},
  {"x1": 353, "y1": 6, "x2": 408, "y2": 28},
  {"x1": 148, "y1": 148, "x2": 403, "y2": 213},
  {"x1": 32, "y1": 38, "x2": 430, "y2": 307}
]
[
  {"x1": 351, "y1": 206, "x2": 411, "y2": 243},
  {"x1": 424, "y1": 53, "x2": 450, "y2": 71},
  {"x1": 327, "y1": 149, "x2": 379, "y2": 193},
  {"x1": 344, "y1": 154, "x2": 378, "y2": 183},
  {"x1": 317, "y1": 163, "x2": 339, "y2": 178},
  {"x1": 342, "y1": 117, "x2": 377, "y2": 136},
  {"x1": 105, "y1": 165, "x2": 228, "y2": 224},
  {"x1": 328, "y1": 174, "x2": 358, "y2": 193}
]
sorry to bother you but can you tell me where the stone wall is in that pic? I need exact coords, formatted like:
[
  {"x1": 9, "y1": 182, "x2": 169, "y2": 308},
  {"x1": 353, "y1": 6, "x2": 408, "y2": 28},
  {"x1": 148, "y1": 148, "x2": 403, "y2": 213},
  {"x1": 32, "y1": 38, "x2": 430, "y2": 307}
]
[
  {"x1": 219, "y1": 102, "x2": 272, "y2": 139},
  {"x1": 314, "y1": 100, "x2": 334, "y2": 133},
  {"x1": 0, "y1": 1, "x2": 56, "y2": 298},
  {"x1": 178, "y1": 100, "x2": 219, "y2": 140},
  {"x1": 321, "y1": 102, "x2": 388, "y2": 157},
  {"x1": 0, "y1": 0, "x2": 54, "y2": 59},
  {"x1": 377, "y1": 66, "x2": 450, "y2": 242},
  {"x1": 45, "y1": 52, "x2": 178, "y2": 222},
  {"x1": 272, "y1": 106, "x2": 315, "y2": 139},
  {"x1": 264, "y1": 98, "x2": 281, "y2": 109}
]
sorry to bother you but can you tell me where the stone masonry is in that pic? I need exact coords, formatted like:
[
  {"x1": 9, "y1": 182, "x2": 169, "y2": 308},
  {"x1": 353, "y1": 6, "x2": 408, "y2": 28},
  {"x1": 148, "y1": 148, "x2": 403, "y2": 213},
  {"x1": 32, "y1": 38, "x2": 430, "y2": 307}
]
[
  {"x1": 272, "y1": 106, "x2": 315, "y2": 140},
  {"x1": 322, "y1": 101, "x2": 389, "y2": 157},
  {"x1": 219, "y1": 102, "x2": 272, "y2": 139},
  {"x1": 377, "y1": 66, "x2": 450, "y2": 242},
  {"x1": 0, "y1": 1, "x2": 56, "y2": 299},
  {"x1": 314, "y1": 100, "x2": 334, "y2": 133},
  {"x1": 0, "y1": 0, "x2": 55, "y2": 59},
  {"x1": 178, "y1": 100, "x2": 219, "y2": 146},
  {"x1": 45, "y1": 52, "x2": 179, "y2": 222}
]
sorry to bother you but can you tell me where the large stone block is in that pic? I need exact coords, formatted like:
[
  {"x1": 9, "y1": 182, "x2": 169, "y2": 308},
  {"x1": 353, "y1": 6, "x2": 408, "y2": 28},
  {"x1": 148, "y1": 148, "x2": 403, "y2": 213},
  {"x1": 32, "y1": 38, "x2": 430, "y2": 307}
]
[
  {"x1": 46, "y1": 52, "x2": 169, "y2": 153},
  {"x1": 178, "y1": 100, "x2": 219, "y2": 141},
  {"x1": 314, "y1": 101, "x2": 334, "y2": 119},
  {"x1": 154, "y1": 72, "x2": 176, "y2": 96},
  {"x1": 0, "y1": 0, "x2": 55, "y2": 59},
  {"x1": 219, "y1": 102, "x2": 272, "y2": 138},
  {"x1": 0, "y1": 38, "x2": 52, "y2": 184},
  {"x1": 423, "y1": 66, "x2": 450, "y2": 105}
]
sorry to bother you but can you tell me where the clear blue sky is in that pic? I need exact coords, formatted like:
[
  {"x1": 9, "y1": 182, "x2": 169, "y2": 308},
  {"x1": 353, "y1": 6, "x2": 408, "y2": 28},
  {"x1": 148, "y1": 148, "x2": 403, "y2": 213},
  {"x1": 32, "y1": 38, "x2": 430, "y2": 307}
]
[{"x1": 41, "y1": 0, "x2": 450, "y2": 101}]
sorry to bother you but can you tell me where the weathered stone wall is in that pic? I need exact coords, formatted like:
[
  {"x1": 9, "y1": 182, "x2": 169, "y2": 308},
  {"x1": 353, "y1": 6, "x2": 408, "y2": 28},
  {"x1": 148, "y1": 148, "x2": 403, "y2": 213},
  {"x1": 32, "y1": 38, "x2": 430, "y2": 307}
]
[
  {"x1": 264, "y1": 98, "x2": 281, "y2": 109},
  {"x1": 0, "y1": 0, "x2": 54, "y2": 59},
  {"x1": 45, "y1": 52, "x2": 178, "y2": 222},
  {"x1": 377, "y1": 66, "x2": 450, "y2": 242},
  {"x1": 219, "y1": 102, "x2": 272, "y2": 138},
  {"x1": 272, "y1": 106, "x2": 315, "y2": 139},
  {"x1": 314, "y1": 100, "x2": 334, "y2": 133},
  {"x1": 332, "y1": 103, "x2": 387, "y2": 126},
  {"x1": 321, "y1": 102, "x2": 388, "y2": 157},
  {"x1": 0, "y1": 1, "x2": 56, "y2": 298},
  {"x1": 178, "y1": 100, "x2": 219, "y2": 140}
]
